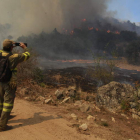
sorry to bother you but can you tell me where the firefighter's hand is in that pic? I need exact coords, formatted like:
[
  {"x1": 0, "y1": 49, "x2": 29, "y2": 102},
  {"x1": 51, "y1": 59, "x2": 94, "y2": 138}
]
[
  {"x1": 20, "y1": 42, "x2": 27, "y2": 49},
  {"x1": 9, "y1": 80, "x2": 17, "y2": 89}
]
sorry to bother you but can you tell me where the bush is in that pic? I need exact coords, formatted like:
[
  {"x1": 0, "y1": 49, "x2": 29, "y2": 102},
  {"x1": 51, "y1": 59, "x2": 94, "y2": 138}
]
[
  {"x1": 87, "y1": 50, "x2": 119, "y2": 86},
  {"x1": 125, "y1": 40, "x2": 140, "y2": 64}
]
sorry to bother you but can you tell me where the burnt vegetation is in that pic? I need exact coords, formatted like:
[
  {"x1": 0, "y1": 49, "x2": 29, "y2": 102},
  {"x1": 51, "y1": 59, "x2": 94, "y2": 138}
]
[
  {"x1": 15, "y1": 22, "x2": 140, "y2": 92},
  {"x1": 17, "y1": 26, "x2": 140, "y2": 64}
]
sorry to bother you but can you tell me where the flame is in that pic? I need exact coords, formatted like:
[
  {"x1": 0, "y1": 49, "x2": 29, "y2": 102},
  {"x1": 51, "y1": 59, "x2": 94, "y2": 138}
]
[
  {"x1": 107, "y1": 30, "x2": 110, "y2": 33},
  {"x1": 115, "y1": 31, "x2": 120, "y2": 34},
  {"x1": 82, "y1": 19, "x2": 86, "y2": 22},
  {"x1": 70, "y1": 30, "x2": 74, "y2": 35},
  {"x1": 96, "y1": 28, "x2": 99, "y2": 31},
  {"x1": 88, "y1": 27, "x2": 94, "y2": 30}
]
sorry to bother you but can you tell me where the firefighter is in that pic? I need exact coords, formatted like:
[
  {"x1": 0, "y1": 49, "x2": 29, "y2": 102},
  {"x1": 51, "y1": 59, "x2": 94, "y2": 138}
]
[{"x1": 0, "y1": 39, "x2": 30, "y2": 131}]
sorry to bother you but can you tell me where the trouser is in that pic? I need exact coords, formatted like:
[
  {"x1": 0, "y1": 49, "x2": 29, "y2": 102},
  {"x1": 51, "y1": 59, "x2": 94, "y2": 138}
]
[{"x1": 0, "y1": 82, "x2": 16, "y2": 129}]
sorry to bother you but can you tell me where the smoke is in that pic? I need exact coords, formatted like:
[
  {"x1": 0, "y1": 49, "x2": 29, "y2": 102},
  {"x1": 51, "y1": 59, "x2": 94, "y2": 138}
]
[{"x1": 0, "y1": 0, "x2": 111, "y2": 39}]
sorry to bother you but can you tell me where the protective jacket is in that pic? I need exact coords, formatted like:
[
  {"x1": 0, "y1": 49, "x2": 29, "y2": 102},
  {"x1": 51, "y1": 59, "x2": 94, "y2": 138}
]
[{"x1": 0, "y1": 48, "x2": 30, "y2": 129}]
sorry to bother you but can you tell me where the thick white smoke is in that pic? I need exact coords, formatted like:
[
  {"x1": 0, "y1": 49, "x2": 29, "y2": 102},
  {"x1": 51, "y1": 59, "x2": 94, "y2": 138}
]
[{"x1": 0, "y1": 0, "x2": 111, "y2": 39}]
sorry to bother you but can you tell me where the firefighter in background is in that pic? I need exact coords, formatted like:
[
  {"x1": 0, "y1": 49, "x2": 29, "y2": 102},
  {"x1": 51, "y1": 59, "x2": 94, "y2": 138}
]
[{"x1": 0, "y1": 39, "x2": 30, "y2": 131}]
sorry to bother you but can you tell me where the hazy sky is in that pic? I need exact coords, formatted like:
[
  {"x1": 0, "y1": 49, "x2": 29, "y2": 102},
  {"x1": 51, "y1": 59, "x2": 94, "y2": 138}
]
[{"x1": 107, "y1": 0, "x2": 140, "y2": 22}]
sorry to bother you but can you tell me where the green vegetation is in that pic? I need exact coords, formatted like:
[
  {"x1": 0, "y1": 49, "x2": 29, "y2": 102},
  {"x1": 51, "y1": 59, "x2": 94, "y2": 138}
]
[{"x1": 121, "y1": 100, "x2": 130, "y2": 112}]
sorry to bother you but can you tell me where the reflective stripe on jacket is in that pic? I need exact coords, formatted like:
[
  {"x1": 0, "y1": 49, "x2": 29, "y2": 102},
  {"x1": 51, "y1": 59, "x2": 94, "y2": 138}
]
[{"x1": 0, "y1": 48, "x2": 30, "y2": 81}]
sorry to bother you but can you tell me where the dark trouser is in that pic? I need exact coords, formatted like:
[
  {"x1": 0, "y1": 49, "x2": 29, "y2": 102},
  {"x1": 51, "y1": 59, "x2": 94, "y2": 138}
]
[{"x1": 0, "y1": 82, "x2": 16, "y2": 129}]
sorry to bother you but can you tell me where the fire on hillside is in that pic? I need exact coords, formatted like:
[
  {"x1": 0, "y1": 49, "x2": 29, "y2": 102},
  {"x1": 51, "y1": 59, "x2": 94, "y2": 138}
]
[{"x1": 62, "y1": 18, "x2": 120, "y2": 35}]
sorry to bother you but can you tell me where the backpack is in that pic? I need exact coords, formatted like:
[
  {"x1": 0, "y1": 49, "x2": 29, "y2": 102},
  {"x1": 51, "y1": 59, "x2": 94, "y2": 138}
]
[{"x1": 0, "y1": 52, "x2": 12, "y2": 82}]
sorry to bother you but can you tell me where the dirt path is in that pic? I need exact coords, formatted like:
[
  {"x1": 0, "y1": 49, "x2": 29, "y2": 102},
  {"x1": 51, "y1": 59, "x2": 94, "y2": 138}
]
[{"x1": 0, "y1": 98, "x2": 104, "y2": 140}]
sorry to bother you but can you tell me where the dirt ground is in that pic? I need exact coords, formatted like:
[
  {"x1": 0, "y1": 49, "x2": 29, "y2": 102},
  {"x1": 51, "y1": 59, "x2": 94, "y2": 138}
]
[
  {"x1": 0, "y1": 99, "x2": 103, "y2": 140},
  {"x1": 0, "y1": 98, "x2": 140, "y2": 140},
  {"x1": 1, "y1": 60, "x2": 140, "y2": 140}
]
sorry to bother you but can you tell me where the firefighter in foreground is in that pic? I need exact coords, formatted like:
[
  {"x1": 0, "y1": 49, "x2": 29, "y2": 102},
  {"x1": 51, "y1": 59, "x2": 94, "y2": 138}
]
[{"x1": 0, "y1": 39, "x2": 30, "y2": 131}]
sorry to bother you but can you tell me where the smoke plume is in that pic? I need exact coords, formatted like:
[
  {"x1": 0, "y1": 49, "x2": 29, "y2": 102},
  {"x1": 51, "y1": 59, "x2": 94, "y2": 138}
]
[{"x1": 0, "y1": 0, "x2": 111, "y2": 39}]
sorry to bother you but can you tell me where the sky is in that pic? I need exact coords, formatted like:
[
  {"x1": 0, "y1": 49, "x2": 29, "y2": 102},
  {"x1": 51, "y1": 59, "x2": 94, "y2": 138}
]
[{"x1": 107, "y1": 0, "x2": 140, "y2": 23}]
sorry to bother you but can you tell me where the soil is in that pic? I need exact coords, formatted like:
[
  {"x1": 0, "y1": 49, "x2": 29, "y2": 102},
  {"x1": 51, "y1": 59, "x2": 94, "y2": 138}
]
[
  {"x1": 1, "y1": 61, "x2": 140, "y2": 140},
  {"x1": 0, "y1": 98, "x2": 140, "y2": 140},
  {"x1": 0, "y1": 99, "x2": 103, "y2": 140}
]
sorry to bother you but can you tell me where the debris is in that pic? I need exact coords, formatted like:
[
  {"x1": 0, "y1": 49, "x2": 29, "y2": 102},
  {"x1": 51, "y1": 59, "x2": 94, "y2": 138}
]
[
  {"x1": 112, "y1": 117, "x2": 115, "y2": 122},
  {"x1": 61, "y1": 97, "x2": 70, "y2": 104},
  {"x1": 79, "y1": 123, "x2": 88, "y2": 131},
  {"x1": 87, "y1": 115, "x2": 96, "y2": 121},
  {"x1": 55, "y1": 90, "x2": 63, "y2": 99},
  {"x1": 71, "y1": 113, "x2": 78, "y2": 120},
  {"x1": 45, "y1": 98, "x2": 53, "y2": 104},
  {"x1": 80, "y1": 103, "x2": 90, "y2": 112}
]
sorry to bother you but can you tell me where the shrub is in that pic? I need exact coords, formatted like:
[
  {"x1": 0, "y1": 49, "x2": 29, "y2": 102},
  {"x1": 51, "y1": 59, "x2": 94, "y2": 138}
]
[{"x1": 87, "y1": 50, "x2": 119, "y2": 86}]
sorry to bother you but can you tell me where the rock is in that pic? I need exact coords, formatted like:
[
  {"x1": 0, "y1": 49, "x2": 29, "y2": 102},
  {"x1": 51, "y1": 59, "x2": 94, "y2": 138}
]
[
  {"x1": 71, "y1": 113, "x2": 78, "y2": 120},
  {"x1": 101, "y1": 119, "x2": 107, "y2": 122},
  {"x1": 132, "y1": 114, "x2": 139, "y2": 119},
  {"x1": 130, "y1": 109, "x2": 137, "y2": 114},
  {"x1": 111, "y1": 117, "x2": 115, "y2": 122},
  {"x1": 121, "y1": 92, "x2": 125, "y2": 97},
  {"x1": 55, "y1": 90, "x2": 63, "y2": 99},
  {"x1": 96, "y1": 81, "x2": 135, "y2": 112},
  {"x1": 95, "y1": 106, "x2": 101, "y2": 112},
  {"x1": 67, "y1": 89, "x2": 76, "y2": 97},
  {"x1": 137, "y1": 100, "x2": 140, "y2": 103},
  {"x1": 130, "y1": 102, "x2": 137, "y2": 108},
  {"x1": 36, "y1": 96, "x2": 45, "y2": 102},
  {"x1": 74, "y1": 101, "x2": 82, "y2": 107},
  {"x1": 138, "y1": 112, "x2": 140, "y2": 116},
  {"x1": 80, "y1": 103, "x2": 90, "y2": 112},
  {"x1": 79, "y1": 123, "x2": 88, "y2": 131},
  {"x1": 121, "y1": 114, "x2": 129, "y2": 119},
  {"x1": 61, "y1": 97, "x2": 70, "y2": 104},
  {"x1": 19, "y1": 88, "x2": 28, "y2": 96},
  {"x1": 45, "y1": 98, "x2": 53, "y2": 104},
  {"x1": 24, "y1": 97, "x2": 30, "y2": 101},
  {"x1": 87, "y1": 115, "x2": 96, "y2": 121}
]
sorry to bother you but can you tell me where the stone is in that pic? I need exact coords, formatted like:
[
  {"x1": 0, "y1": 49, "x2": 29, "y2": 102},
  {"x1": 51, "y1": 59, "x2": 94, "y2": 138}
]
[
  {"x1": 111, "y1": 117, "x2": 115, "y2": 122},
  {"x1": 130, "y1": 102, "x2": 137, "y2": 108},
  {"x1": 67, "y1": 89, "x2": 76, "y2": 97},
  {"x1": 87, "y1": 115, "x2": 96, "y2": 121},
  {"x1": 79, "y1": 123, "x2": 88, "y2": 131},
  {"x1": 24, "y1": 97, "x2": 30, "y2": 101},
  {"x1": 61, "y1": 97, "x2": 70, "y2": 104},
  {"x1": 55, "y1": 90, "x2": 63, "y2": 99},
  {"x1": 96, "y1": 81, "x2": 135, "y2": 112},
  {"x1": 101, "y1": 119, "x2": 107, "y2": 122},
  {"x1": 132, "y1": 114, "x2": 139, "y2": 119},
  {"x1": 71, "y1": 113, "x2": 78, "y2": 120},
  {"x1": 80, "y1": 103, "x2": 90, "y2": 112},
  {"x1": 121, "y1": 92, "x2": 125, "y2": 97},
  {"x1": 138, "y1": 112, "x2": 140, "y2": 116},
  {"x1": 121, "y1": 114, "x2": 129, "y2": 119},
  {"x1": 74, "y1": 101, "x2": 82, "y2": 107},
  {"x1": 19, "y1": 88, "x2": 28, "y2": 96},
  {"x1": 36, "y1": 96, "x2": 45, "y2": 102},
  {"x1": 45, "y1": 98, "x2": 52, "y2": 104},
  {"x1": 95, "y1": 106, "x2": 101, "y2": 112},
  {"x1": 130, "y1": 109, "x2": 137, "y2": 114}
]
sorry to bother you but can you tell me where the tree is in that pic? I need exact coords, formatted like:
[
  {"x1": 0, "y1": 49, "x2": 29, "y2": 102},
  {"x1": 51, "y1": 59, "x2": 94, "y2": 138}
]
[{"x1": 126, "y1": 40, "x2": 140, "y2": 64}]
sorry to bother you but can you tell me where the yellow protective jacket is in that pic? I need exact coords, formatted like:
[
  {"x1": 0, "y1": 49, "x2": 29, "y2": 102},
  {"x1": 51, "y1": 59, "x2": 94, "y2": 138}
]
[{"x1": 0, "y1": 48, "x2": 30, "y2": 82}]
